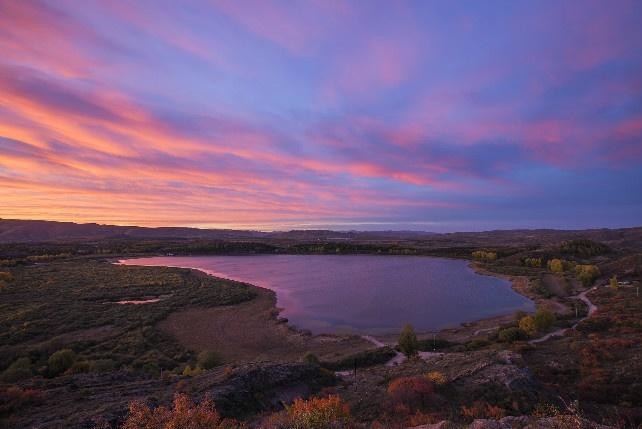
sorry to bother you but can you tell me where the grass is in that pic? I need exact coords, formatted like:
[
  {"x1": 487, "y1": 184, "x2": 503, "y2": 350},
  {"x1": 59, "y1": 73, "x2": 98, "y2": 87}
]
[{"x1": 0, "y1": 260, "x2": 255, "y2": 376}]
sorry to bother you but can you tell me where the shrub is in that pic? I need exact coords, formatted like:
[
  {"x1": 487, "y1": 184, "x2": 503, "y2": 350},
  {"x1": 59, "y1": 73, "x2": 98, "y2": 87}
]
[
  {"x1": 387, "y1": 376, "x2": 435, "y2": 409},
  {"x1": 286, "y1": 395, "x2": 350, "y2": 429},
  {"x1": 1, "y1": 357, "x2": 32, "y2": 382},
  {"x1": 518, "y1": 316, "x2": 537, "y2": 337},
  {"x1": 424, "y1": 371, "x2": 447, "y2": 386},
  {"x1": 197, "y1": 351, "x2": 221, "y2": 370},
  {"x1": 121, "y1": 393, "x2": 237, "y2": 429},
  {"x1": 398, "y1": 324, "x2": 419, "y2": 358},
  {"x1": 575, "y1": 265, "x2": 600, "y2": 287},
  {"x1": 461, "y1": 401, "x2": 506, "y2": 421},
  {"x1": 472, "y1": 251, "x2": 497, "y2": 262},
  {"x1": 48, "y1": 349, "x2": 75, "y2": 376},
  {"x1": 498, "y1": 327, "x2": 527, "y2": 343},
  {"x1": 547, "y1": 259, "x2": 565, "y2": 273},
  {"x1": 533, "y1": 309, "x2": 556, "y2": 332},
  {"x1": 182, "y1": 365, "x2": 203, "y2": 377},
  {"x1": 302, "y1": 352, "x2": 320, "y2": 365}
]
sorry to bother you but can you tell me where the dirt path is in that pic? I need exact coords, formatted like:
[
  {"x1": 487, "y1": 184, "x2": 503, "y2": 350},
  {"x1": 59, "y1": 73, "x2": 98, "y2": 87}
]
[
  {"x1": 529, "y1": 285, "x2": 598, "y2": 345},
  {"x1": 359, "y1": 335, "x2": 443, "y2": 368}
]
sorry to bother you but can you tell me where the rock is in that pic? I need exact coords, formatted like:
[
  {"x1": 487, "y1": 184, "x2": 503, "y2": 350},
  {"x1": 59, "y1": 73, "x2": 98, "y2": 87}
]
[{"x1": 203, "y1": 362, "x2": 335, "y2": 418}]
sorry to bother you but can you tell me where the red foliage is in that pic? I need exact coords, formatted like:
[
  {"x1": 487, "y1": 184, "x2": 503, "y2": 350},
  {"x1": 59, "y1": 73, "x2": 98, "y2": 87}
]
[
  {"x1": 387, "y1": 376, "x2": 435, "y2": 410},
  {"x1": 121, "y1": 393, "x2": 238, "y2": 429},
  {"x1": 0, "y1": 386, "x2": 45, "y2": 416},
  {"x1": 460, "y1": 401, "x2": 506, "y2": 421}
]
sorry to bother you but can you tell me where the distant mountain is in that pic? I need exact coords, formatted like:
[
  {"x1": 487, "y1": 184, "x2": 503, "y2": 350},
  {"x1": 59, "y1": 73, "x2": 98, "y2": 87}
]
[
  {"x1": 1, "y1": 218, "x2": 640, "y2": 249},
  {"x1": 0, "y1": 219, "x2": 266, "y2": 243}
]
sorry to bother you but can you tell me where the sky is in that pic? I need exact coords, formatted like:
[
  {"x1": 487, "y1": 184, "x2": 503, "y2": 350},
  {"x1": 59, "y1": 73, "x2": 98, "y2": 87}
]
[{"x1": 0, "y1": 0, "x2": 641, "y2": 232}]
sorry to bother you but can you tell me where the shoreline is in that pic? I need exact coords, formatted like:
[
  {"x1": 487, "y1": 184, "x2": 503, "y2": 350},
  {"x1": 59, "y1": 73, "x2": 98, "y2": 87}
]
[{"x1": 116, "y1": 256, "x2": 541, "y2": 346}]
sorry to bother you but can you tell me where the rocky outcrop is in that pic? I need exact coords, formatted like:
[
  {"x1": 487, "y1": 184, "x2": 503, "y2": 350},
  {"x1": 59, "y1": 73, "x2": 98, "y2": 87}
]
[{"x1": 199, "y1": 362, "x2": 335, "y2": 418}]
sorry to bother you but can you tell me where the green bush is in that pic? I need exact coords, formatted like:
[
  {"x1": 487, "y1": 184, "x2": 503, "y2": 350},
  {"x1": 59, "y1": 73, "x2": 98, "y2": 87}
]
[
  {"x1": 1, "y1": 357, "x2": 32, "y2": 382},
  {"x1": 498, "y1": 327, "x2": 527, "y2": 343},
  {"x1": 196, "y1": 351, "x2": 221, "y2": 370},
  {"x1": 399, "y1": 324, "x2": 419, "y2": 357},
  {"x1": 48, "y1": 349, "x2": 75, "y2": 376},
  {"x1": 533, "y1": 309, "x2": 556, "y2": 332},
  {"x1": 302, "y1": 351, "x2": 320, "y2": 365}
]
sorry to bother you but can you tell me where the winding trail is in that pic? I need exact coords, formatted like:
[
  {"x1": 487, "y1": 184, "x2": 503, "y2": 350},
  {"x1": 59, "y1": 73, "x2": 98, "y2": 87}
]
[
  {"x1": 363, "y1": 335, "x2": 443, "y2": 367},
  {"x1": 529, "y1": 285, "x2": 598, "y2": 344},
  {"x1": 339, "y1": 285, "x2": 600, "y2": 377}
]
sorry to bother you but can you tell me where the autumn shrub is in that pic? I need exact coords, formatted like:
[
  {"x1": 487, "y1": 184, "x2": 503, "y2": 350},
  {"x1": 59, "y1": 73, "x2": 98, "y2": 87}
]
[
  {"x1": 1, "y1": 357, "x2": 32, "y2": 382},
  {"x1": 460, "y1": 401, "x2": 506, "y2": 421},
  {"x1": 197, "y1": 351, "x2": 221, "y2": 370},
  {"x1": 121, "y1": 393, "x2": 238, "y2": 429},
  {"x1": 523, "y1": 257, "x2": 542, "y2": 268},
  {"x1": 182, "y1": 365, "x2": 203, "y2": 377},
  {"x1": 407, "y1": 410, "x2": 442, "y2": 426},
  {"x1": 472, "y1": 250, "x2": 497, "y2": 262},
  {"x1": 424, "y1": 371, "x2": 447, "y2": 387},
  {"x1": 575, "y1": 264, "x2": 600, "y2": 287},
  {"x1": 547, "y1": 259, "x2": 564, "y2": 273},
  {"x1": 285, "y1": 395, "x2": 350, "y2": 429},
  {"x1": 518, "y1": 316, "x2": 537, "y2": 336},
  {"x1": 47, "y1": 349, "x2": 75, "y2": 376},
  {"x1": 387, "y1": 376, "x2": 435, "y2": 410}
]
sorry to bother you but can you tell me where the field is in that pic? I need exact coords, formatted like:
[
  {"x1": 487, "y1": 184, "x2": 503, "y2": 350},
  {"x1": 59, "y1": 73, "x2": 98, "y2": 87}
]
[{"x1": 1, "y1": 224, "x2": 641, "y2": 428}]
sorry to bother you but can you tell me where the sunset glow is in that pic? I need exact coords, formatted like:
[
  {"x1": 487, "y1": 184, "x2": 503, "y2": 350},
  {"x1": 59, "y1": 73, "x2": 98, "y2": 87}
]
[{"x1": 1, "y1": 0, "x2": 641, "y2": 231}]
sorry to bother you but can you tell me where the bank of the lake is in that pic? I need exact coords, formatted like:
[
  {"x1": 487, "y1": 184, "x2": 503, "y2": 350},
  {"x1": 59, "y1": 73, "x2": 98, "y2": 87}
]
[{"x1": 119, "y1": 255, "x2": 534, "y2": 344}]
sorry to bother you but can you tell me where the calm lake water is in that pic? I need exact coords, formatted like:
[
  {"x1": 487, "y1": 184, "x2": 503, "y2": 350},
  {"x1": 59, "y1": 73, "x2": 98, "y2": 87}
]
[{"x1": 120, "y1": 255, "x2": 533, "y2": 335}]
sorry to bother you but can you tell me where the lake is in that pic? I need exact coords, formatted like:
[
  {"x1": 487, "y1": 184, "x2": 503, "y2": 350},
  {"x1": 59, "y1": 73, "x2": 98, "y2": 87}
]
[{"x1": 120, "y1": 255, "x2": 534, "y2": 335}]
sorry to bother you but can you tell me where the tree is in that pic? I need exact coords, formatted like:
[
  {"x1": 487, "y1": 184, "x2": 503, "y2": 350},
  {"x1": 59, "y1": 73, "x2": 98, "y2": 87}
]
[
  {"x1": 533, "y1": 309, "x2": 556, "y2": 332},
  {"x1": 398, "y1": 324, "x2": 419, "y2": 358},
  {"x1": 547, "y1": 259, "x2": 564, "y2": 273},
  {"x1": 518, "y1": 316, "x2": 537, "y2": 337},
  {"x1": 609, "y1": 275, "x2": 619, "y2": 290},
  {"x1": 576, "y1": 264, "x2": 600, "y2": 287}
]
